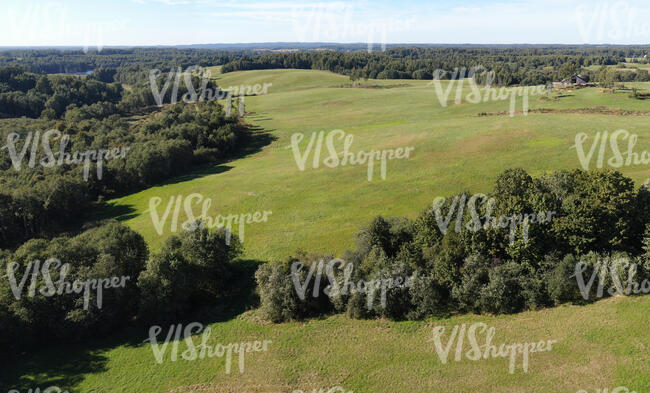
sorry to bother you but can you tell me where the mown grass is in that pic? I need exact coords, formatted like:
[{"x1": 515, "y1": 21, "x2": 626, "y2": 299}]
[
  {"x1": 3, "y1": 296, "x2": 648, "y2": 393},
  {"x1": 101, "y1": 69, "x2": 650, "y2": 261}
]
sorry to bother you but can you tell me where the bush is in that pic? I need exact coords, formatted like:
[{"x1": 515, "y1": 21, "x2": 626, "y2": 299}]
[
  {"x1": 137, "y1": 225, "x2": 241, "y2": 323},
  {"x1": 408, "y1": 270, "x2": 447, "y2": 319},
  {"x1": 254, "y1": 252, "x2": 334, "y2": 322},
  {"x1": 545, "y1": 254, "x2": 583, "y2": 304},
  {"x1": 452, "y1": 254, "x2": 491, "y2": 313},
  {"x1": 255, "y1": 261, "x2": 300, "y2": 323},
  {"x1": 478, "y1": 262, "x2": 531, "y2": 314}
]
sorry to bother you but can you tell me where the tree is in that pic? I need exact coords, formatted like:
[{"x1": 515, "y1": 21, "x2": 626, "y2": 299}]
[
  {"x1": 137, "y1": 226, "x2": 241, "y2": 323},
  {"x1": 599, "y1": 67, "x2": 617, "y2": 89},
  {"x1": 35, "y1": 76, "x2": 53, "y2": 95}
]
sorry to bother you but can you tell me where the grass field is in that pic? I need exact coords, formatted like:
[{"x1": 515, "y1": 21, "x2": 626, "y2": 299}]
[
  {"x1": 101, "y1": 69, "x2": 650, "y2": 261},
  {"x1": 7, "y1": 69, "x2": 650, "y2": 393},
  {"x1": 3, "y1": 295, "x2": 649, "y2": 393}
]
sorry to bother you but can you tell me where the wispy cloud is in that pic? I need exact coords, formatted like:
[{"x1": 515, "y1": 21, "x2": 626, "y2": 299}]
[{"x1": 131, "y1": 0, "x2": 191, "y2": 5}]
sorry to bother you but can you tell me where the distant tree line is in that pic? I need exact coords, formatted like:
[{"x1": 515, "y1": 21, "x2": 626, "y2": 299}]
[
  {"x1": 219, "y1": 47, "x2": 650, "y2": 85},
  {"x1": 0, "y1": 66, "x2": 123, "y2": 118},
  {"x1": 256, "y1": 169, "x2": 650, "y2": 322},
  {"x1": 2, "y1": 46, "x2": 648, "y2": 87},
  {"x1": 0, "y1": 48, "x2": 244, "y2": 77}
]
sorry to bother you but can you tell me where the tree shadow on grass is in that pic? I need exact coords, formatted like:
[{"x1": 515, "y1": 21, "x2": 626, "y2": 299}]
[
  {"x1": 0, "y1": 257, "x2": 265, "y2": 393},
  {"x1": 94, "y1": 201, "x2": 138, "y2": 222},
  {"x1": 152, "y1": 258, "x2": 265, "y2": 328},
  {"x1": 92, "y1": 125, "x2": 275, "y2": 222},
  {"x1": 157, "y1": 164, "x2": 234, "y2": 187},
  {"x1": 0, "y1": 340, "x2": 109, "y2": 393},
  {"x1": 145, "y1": 124, "x2": 276, "y2": 189},
  {"x1": 238, "y1": 125, "x2": 277, "y2": 160}
]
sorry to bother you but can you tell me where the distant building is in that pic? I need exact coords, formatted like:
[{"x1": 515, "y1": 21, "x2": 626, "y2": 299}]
[
  {"x1": 553, "y1": 74, "x2": 588, "y2": 87},
  {"x1": 573, "y1": 74, "x2": 588, "y2": 85}
]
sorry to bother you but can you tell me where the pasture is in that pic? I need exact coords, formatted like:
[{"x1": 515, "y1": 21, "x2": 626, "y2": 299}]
[{"x1": 103, "y1": 69, "x2": 650, "y2": 261}]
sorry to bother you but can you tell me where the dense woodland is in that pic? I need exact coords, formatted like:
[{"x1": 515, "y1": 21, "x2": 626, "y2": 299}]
[
  {"x1": 0, "y1": 48, "x2": 243, "y2": 79},
  {"x1": 222, "y1": 47, "x2": 650, "y2": 85},
  {"x1": 0, "y1": 65, "x2": 249, "y2": 247},
  {"x1": 1, "y1": 47, "x2": 649, "y2": 349}
]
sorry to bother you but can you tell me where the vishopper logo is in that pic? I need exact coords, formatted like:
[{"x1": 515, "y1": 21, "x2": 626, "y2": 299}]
[
  {"x1": 429, "y1": 322, "x2": 557, "y2": 374},
  {"x1": 574, "y1": 257, "x2": 650, "y2": 299},
  {"x1": 146, "y1": 193, "x2": 272, "y2": 244},
  {"x1": 8, "y1": 387, "x2": 69, "y2": 393},
  {"x1": 577, "y1": 387, "x2": 638, "y2": 393},
  {"x1": 572, "y1": 130, "x2": 650, "y2": 170},
  {"x1": 149, "y1": 66, "x2": 271, "y2": 115},
  {"x1": 428, "y1": 66, "x2": 548, "y2": 117},
  {"x1": 432, "y1": 193, "x2": 556, "y2": 245},
  {"x1": 290, "y1": 2, "x2": 415, "y2": 52},
  {"x1": 293, "y1": 387, "x2": 353, "y2": 393},
  {"x1": 576, "y1": 1, "x2": 650, "y2": 44},
  {"x1": 6, "y1": 1, "x2": 127, "y2": 53},
  {"x1": 149, "y1": 66, "x2": 217, "y2": 108},
  {"x1": 143, "y1": 322, "x2": 272, "y2": 374},
  {"x1": 291, "y1": 258, "x2": 413, "y2": 311},
  {"x1": 289, "y1": 129, "x2": 414, "y2": 181},
  {"x1": 1, "y1": 129, "x2": 130, "y2": 181},
  {"x1": 5, "y1": 258, "x2": 130, "y2": 310}
]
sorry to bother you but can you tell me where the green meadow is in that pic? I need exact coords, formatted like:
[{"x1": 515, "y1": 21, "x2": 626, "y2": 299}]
[
  {"x1": 104, "y1": 69, "x2": 650, "y2": 261},
  {"x1": 5, "y1": 69, "x2": 650, "y2": 393},
  {"x1": 4, "y1": 295, "x2": 649, "y2": 392}
]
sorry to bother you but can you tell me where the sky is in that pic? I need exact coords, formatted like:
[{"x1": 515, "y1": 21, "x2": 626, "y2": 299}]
[{"x1": 1, "y1": 0, "x2": 649, "y2": 47}]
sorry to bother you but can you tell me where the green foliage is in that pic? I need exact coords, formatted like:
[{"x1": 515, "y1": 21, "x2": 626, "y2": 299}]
[
  {"x1": 0, "y1": 100, "x2": 249, "y2": 249},
  {"x1": 254, "y1": 252, "x2": 334, "y2": 323},
  {"x1": 221, "y1": 47, "x2": 629, "y2": 86},
  {"x1": 451, "y1": 253, "x2": 492, "y2": 313},
  {"x1": 0, "y1": 222, "x2": 147, "y2": 348},
  {"x1": 258, "y1": 168, "x2": 650, "y2": 322},
  {"x1": 544, "y1": 254, "x2": 583, "y2": 305},
  {"x1": 137, "y1": 225, "x2": 241, "y2": 323}
]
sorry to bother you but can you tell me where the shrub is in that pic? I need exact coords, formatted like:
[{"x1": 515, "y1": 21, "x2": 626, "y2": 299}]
[
  {"x1": 137, "y1": 225, "x2": 241, "y2": 323},
  {"x1": 545, "y1": 254, "x2": 583, "y2": 304},
  {"x1": 408, "y1": 270, "x2": 447, "y2": 320},
  {"x1": 452, "y1": 254, "x2": 491, "y2": 313},
  {"x1": 255, "y1": 261, "x2": 300, "y2": 323},
  {"x1": 478, "y1": 262, "x2": 531, "y2": 314},
  {"x1": 254, "y1": 252, "x2": 334, "y2": 323}
]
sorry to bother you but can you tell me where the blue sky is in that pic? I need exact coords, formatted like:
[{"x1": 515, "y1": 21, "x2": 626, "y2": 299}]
[{"x1": 1, "y1": 0, "x2": 649, "y2": 46}]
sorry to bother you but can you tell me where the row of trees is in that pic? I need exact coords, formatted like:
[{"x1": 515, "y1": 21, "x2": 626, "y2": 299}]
[
  {"x1": 256, "y1": 169, "x2": 650, "y2": 322},
  {"x1": 0, "y1": 65, "x2": 228, "y2": 118},
  {"x1": 0, "y1": 222, "x2": 244, "y2": 349},
  {"x1": 220, "y1": 47, "x2": 645, "y2": 85},
  {"x1": 0, "y1": 48, "x2": 244, "y2": 76}
]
